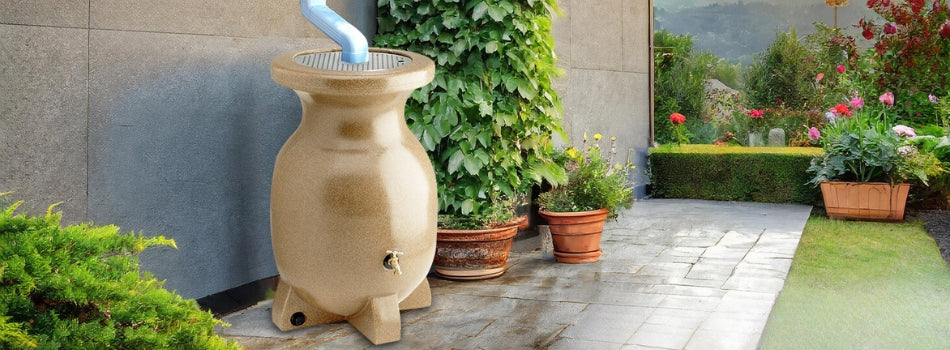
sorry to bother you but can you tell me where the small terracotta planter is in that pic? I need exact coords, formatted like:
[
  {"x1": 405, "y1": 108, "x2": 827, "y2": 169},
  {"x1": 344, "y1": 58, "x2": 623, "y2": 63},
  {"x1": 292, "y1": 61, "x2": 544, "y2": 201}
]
[
  {"x1": 434, "y1": 225, "x2": 518, "y2": 280},
  {"x1": 820, "y1": 181, "x2": 910, "y2": 221},
  {"x1": 538, "y1": 209, "x2": 609, "y2": 263}
]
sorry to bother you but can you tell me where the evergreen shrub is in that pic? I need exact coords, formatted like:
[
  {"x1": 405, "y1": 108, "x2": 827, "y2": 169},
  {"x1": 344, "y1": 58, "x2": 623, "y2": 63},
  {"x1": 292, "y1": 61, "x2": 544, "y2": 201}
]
[
  {"x1": 649, "y1": 145, "x2": 823, "y2": 204},
  {"x1": 0, "y1": 198, "x2": 239, "y2": 349}
]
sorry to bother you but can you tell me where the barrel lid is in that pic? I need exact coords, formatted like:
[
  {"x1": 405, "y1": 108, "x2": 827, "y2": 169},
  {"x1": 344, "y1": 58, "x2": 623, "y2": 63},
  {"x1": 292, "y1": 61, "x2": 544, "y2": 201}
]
[
  {"x1": 271, "y1": 48, "x2": 434, "y2": 95},
  {"x1": 294, "y1": 51, "x2": 412, "y2": 72}
]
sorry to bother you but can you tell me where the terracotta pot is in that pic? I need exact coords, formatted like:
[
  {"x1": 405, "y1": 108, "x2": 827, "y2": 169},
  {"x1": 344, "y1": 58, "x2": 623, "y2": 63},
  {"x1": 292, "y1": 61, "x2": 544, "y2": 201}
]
[
  {"x1": 820, "y1": 181, "x2": 910, "y2": 221},
  {"x1": 538, "y1": 209, "x2": 609, "y2": 263},
  {"x1": 434, "y1": 225, "x2": 518, "y2": 280}
]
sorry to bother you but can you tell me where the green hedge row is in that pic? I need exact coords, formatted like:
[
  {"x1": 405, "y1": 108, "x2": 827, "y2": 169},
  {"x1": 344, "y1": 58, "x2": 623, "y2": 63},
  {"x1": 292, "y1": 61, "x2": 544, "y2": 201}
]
[{"x1": 649, "y1": 145, "x2": 823, "y2": 204}]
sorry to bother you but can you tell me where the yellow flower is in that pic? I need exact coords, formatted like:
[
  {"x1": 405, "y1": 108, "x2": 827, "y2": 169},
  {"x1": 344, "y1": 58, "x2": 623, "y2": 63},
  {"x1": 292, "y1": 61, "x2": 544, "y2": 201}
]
[
  {"x1": 583, "y1": 132, "x2": 588, "y2": 141},
  {"x1": 565, "y1": 147, "x2": 579, "y2": 159},
  {"x1": 594, "y1": 133, "x2": 602, "y2": 141},
  {"x1": 610, "y1": 136, "x2": 617, "y2": 141},
  {"x1": 614, "y1": 164, "x2": 622, "y2": 170}
]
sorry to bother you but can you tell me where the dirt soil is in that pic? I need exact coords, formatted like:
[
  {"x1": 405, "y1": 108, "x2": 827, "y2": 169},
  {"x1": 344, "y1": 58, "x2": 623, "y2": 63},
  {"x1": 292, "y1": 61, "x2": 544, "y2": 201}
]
[{"x1": 917, "y1": 210, "x2": 950, "y2": 265}]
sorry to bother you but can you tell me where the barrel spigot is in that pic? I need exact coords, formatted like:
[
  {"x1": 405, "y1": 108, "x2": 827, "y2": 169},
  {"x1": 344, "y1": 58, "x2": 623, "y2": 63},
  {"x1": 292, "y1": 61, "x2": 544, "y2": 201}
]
[{"x1": 384, "y1": 250, "x2": 404, "y2": 275}]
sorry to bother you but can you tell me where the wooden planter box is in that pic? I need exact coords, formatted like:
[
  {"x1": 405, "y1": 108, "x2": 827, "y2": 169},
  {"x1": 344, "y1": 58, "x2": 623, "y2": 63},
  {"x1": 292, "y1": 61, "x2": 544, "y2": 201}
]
[{"x1": 820, "y1": 181, "x2": 910, "y2": 221}]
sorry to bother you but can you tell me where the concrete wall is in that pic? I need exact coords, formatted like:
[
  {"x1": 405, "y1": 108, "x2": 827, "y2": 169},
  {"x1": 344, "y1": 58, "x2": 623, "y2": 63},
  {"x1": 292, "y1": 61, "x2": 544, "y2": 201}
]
[
  {"x1": 0, "y1": 0, "x2": 373, "y2": 299},
  {"x1": 0, "y1": 0, "x2": 654, "y2": 299},
  {"x1": 552, "y1": 0, "x2": 653, "y2": 197}
]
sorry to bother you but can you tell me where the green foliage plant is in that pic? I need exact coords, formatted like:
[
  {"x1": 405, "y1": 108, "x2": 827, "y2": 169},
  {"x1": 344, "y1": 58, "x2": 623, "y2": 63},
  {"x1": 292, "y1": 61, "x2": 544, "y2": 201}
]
[
  {"x1": 375, "y1": 0, "x2": 566, "y2": 228},
  {"x1": 537, "y1": 134, "x2": 635, "y2": 218},
  {"x1": 649, "y1": 145, "x2": 823, "y2": 204},
  {"x1": 0, "y1": 197, "x2": 239, "y2": 349}
]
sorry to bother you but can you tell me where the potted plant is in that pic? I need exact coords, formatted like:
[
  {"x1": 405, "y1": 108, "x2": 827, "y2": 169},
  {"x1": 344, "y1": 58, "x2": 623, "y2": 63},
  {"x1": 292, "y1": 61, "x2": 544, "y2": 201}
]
[
  {"x1": 807, "y1": 93, "x2": 944, "y2": 220},
  {"x1": 537, "y1": 134, "x2": 635, "y2": 263},
  {"x1": 432, "y1": 195, "x2": 521, "y2": 280}
]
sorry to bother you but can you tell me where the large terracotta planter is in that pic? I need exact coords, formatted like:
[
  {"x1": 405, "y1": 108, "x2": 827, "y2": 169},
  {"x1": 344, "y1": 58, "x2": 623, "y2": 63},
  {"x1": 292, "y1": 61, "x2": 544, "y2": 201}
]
[
  {"x1": 820, "y1": 181, "x2": 910, "y2": 221},
  {"x1": 539, "y1": 209, "x2": 610, "y2": 263},
  {"x1": 434, "y1": 225, "x2": 518, "y2": 280}
]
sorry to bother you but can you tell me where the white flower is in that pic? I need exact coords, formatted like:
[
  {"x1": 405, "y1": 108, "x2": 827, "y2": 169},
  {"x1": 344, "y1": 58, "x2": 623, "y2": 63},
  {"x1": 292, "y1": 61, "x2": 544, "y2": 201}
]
[
  {"x1": 824, "y1": 111, "x2": 837, "y2": 123},
  {"x1": 897, "y1": 145, "x2": 918, "y2": 158}
]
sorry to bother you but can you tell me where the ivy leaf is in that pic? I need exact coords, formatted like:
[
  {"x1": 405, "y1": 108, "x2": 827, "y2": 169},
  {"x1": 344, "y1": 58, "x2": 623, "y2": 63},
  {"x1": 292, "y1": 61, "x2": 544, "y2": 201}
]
[
  {"x1": 460, "y1": 199, "x2": 475, "y2": 215},
  {"x1": 516, "y1": 79, "x2": 538, "y2": 100},
  {"x1": 447, "y1": 150, "x2": 465, "y2": 174},
  {"x1": 478, "y1": 101, "x2": 493, "y2": 116},
  {"x1": 463, "y1": 155, "x2": 481, "y2": 175},
  {"x1": 485, "y1": 41, "x2": 499, "y2": 53},
  {"x1": 487, "y1": 5, "x2": 507, "y2": 21},
  {"x1": 472, "y1": 2, "x2": 489, "y2": 21}
]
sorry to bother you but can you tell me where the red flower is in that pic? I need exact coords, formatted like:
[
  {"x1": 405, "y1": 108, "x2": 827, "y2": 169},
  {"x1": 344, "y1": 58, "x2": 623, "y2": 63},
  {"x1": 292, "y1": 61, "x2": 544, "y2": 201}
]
[
  {"x1": 836, "y1": 65, "x2": 846, "y2": 74},
  {"x1": 669, "y1": 112, "x2": 686, "y2": 125},
  {"x1": 909, "y1": 0, "x2": 924, "y2": 13},
  {"x1": 747, "y1": 109, "x2": 764, "y2": 118},
  {"x1": 830, "y1": 104, "x2": 853, "y2": 117},
  {"x1": 941, "y1": 21, "x2": 950, "y2": 39},
  {"x1": 883, "y1": 23, "x2": 897, "y2": 34},
  {"x1": 863, "y1": 27, "x2": 875, "y2": 40}
]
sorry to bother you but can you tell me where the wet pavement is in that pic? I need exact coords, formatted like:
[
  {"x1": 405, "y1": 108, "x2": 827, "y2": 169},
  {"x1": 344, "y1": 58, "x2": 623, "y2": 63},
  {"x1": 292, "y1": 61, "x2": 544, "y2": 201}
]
[{"x1": 217, "y1": 199, "x2": 812, "y2": 349}]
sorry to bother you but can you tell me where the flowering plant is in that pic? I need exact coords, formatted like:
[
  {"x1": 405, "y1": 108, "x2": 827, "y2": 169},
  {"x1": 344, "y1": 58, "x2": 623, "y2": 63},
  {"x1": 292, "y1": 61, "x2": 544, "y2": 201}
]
[
  {"x1": 808, "y1": 92, "x2": 944, "y2": 186},
  {"x1": 747, "y1": 109, "x2": 766, "y2": 132},
  {"x1": 669, "y1": 112, "x2": 689, "y2": 145},
  {"x1": 853, "y1": 0, "x2": 950, "y2": 124},
  {"x1": 537, "y1": 133, "x2": 635, "y2": 217}
]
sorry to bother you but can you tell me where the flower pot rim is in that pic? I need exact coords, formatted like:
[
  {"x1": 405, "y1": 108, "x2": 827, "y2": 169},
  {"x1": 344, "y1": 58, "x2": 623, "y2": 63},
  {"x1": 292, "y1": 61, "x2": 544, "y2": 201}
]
[
  {"x1": 436, "y1": 225, "x2": 518, "y2": 235},
  {"x1": 820, "y1": 181, "x2": 909, "y2": 186},
  {"x1": 538, "y1": 208, "x2": 610, "y2": 217}
]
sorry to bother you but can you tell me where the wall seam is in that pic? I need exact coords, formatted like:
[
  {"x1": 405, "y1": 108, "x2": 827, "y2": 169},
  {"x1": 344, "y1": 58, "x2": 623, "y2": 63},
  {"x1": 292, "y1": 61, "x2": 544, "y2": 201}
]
[{"x1": 85, "y1": 0, "x2": 91, "y2": 221}]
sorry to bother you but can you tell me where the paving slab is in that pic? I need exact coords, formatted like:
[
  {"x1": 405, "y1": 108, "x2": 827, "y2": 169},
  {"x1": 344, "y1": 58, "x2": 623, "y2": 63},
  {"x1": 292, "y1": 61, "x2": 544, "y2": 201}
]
[{"x1": 217, "y1": 199, "x2": 812, "y2": 349}]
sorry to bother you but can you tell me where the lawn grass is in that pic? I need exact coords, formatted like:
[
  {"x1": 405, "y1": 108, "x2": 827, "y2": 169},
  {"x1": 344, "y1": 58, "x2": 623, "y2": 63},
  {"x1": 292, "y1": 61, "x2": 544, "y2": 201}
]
[{"x1": 760, "y1": 216, "x2": 950, "y2": 349}]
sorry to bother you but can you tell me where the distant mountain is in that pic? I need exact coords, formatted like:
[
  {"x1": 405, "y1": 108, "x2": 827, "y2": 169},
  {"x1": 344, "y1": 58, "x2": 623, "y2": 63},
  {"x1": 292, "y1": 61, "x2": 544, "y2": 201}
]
[{"x1": 655, "y1": 1, "x2": 879, "y2": 64}]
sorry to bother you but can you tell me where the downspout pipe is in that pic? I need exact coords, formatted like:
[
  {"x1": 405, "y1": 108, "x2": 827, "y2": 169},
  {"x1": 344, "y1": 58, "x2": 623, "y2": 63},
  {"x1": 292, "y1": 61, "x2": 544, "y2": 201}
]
[{"x1": 300, "y1": 0, "x2": 369, "y2": 64}]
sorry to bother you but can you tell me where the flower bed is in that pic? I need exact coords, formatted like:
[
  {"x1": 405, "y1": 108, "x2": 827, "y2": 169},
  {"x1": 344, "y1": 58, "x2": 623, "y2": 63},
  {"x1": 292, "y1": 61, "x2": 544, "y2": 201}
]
[{"x1": 649, "y1": 144, "x2": 823, "y2": 204}]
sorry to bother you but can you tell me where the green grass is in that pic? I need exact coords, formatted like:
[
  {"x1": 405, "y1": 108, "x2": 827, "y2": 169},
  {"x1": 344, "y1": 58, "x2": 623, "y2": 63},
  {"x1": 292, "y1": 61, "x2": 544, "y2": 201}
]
[{"x1": 760, "y1": 216, "x2": 950, "y2": 349}]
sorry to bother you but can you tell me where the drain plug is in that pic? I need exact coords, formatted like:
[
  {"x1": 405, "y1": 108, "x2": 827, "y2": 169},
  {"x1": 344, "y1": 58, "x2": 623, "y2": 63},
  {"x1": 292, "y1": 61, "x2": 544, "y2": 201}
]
[{"x1": 290, "y1": 312, "x2": 306, "y2": 326}]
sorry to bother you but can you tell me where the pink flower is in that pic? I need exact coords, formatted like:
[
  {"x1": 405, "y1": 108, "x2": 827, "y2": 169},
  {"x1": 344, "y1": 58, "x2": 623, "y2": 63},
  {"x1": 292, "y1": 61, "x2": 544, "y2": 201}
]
[
  {"x1": 892, "y1": 125, "x2": 916, "y2": 137},
  {"x1": 930, "y1": 94, "x2": 939, "y2": 104},
  {"x1": 830, "y1": 104, "x2": 852, "y2": 117},
  {"x1": 850, "y1": 96, "x2": 864, "y2": 109},
  {"x1": 808, "y1": 127, "x2": 821, "y2": 141},
  {"x1": 836, "y1": 65, "x2": 846, "y2": 74},
  {"x1": 879, "y1": 92, "x2": 895, "y2": 107},
  {"x1": 747, "y1": 109, "x2": 764, "y2": 118},
  {"x1": 815, "y1": 73, "x2": 825, "y2": 82},
  {"x1": 883, "y1": 23, "x2": 897, "y2": 35},
  {"x1": 942, "y1": 21, "x2": 950, "y2": 39}
]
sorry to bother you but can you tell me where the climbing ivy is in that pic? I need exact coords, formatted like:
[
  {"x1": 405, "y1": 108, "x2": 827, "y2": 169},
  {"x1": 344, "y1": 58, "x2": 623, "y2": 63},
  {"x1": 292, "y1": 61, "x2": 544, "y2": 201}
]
[{"x1": 376, "y1": 0, "x2": 566, "y2": 219}]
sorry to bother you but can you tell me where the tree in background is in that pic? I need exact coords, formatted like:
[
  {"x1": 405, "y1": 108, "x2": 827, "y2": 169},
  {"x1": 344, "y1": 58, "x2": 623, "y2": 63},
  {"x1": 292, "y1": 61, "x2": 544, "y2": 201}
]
[
  {"x1": 653, "y1": 30, "x2": 710, "y2": 144},
  {"x1": 743, "y1": 28, "x2": 825, "y2": 111}
]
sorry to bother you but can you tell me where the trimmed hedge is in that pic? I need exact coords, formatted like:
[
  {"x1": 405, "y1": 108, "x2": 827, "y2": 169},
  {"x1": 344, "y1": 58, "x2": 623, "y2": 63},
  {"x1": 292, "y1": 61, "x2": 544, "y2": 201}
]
[{"x1": 649, "y1": 145, "x2": 823, "y2": 204}]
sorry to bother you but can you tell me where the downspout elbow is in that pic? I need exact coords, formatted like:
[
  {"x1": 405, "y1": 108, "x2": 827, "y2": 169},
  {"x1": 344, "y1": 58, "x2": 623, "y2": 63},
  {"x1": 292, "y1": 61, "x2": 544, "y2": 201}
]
[{"x1": 300, "y1": 0, "x2": 369, "y2": 64}]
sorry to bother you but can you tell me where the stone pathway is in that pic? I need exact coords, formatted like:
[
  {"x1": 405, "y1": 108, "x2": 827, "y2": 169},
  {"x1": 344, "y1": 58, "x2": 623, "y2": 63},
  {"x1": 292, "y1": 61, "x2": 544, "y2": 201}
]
[{"x1": 218, "y1": 199, "x2": 812, "y2": 349}]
